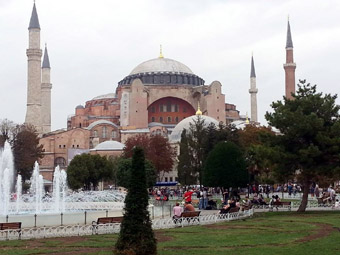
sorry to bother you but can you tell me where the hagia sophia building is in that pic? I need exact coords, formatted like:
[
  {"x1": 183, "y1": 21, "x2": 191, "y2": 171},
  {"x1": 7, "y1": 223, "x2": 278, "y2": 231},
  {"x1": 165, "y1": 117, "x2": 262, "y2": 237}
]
[{"x1": 24, "y1": 4, "x2": 296, "y2": 188}]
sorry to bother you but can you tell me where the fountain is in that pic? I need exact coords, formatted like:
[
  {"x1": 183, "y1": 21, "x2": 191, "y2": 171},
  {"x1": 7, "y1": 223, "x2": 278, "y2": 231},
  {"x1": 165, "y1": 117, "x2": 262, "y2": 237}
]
[{"x1": 0, "y1": 141, "x2": 126, "y2": 227}]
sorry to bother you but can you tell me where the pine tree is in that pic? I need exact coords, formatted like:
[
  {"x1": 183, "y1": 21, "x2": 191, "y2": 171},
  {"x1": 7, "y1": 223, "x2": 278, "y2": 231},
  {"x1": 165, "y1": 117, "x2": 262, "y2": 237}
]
[{"x1": 114, "y1": 147, "x2": 157, "y2": 255}]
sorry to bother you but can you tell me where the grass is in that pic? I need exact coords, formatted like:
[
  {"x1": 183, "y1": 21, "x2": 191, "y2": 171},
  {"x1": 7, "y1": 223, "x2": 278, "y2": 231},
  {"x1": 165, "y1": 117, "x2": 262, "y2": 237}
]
[{"x1": 0, "y1": 211, "x2": 339, "y2": 254}]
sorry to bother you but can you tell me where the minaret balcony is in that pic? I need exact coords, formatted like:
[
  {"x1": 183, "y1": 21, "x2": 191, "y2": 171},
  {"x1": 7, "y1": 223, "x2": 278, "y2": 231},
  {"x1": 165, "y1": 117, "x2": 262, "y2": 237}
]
[{"x1": 249, "y1": 88, "x2": 258, "y2": 93}]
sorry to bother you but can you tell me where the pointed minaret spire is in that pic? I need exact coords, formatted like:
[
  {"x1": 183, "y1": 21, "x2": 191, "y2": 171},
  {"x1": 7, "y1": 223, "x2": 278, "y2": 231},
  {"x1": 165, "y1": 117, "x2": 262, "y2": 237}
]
[
  {"x1": 250, "y1": 54, "x2": 256, "y2": 78},
  {"x1": 249, "y1": 54, "x2": 258, "y2": 123},
  {"x1": 284, "y1": 18, "x2": 296, "y2": 100},
  {"x1": 29, "y1": 3, "x2": 40, "y2": 29},
  {"x1": 286, "y1": 20, "x2": 293, "y2": 49},
  {"x1": 42, "y1": 44, "x2": 50, "y2": 68}
]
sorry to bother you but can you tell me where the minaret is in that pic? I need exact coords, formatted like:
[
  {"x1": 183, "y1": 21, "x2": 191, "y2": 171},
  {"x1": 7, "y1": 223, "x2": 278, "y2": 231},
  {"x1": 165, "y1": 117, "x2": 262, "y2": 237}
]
[
  {"x1": 25, "y1": 3, "x2": 43, "y2": 133},
  {"x1": 41, "y1": 45, "x2": 52, "y2": 133},
  {"x1": 249, "y1": 55, "x2": 258, "y2": 123},
  {"x1": 284, "y1": 19, "x2": 296, "y2": 100}
]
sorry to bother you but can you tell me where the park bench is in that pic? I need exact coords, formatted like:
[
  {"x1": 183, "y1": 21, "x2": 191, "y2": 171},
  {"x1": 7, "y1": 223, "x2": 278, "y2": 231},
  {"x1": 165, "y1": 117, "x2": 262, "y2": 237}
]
[
  {"x1": 269, "y1": 201, "x2": 291, "y2": 211},
  {"x1": 96, "y1": 216, "x2": 124, "y2": 224},
  {"x1": 174, "y1": 211, "x2": 201, "y2": 224},
  {"x1": 242, "y1": 205, "x2": 252, "y2": 211},
  {"x1": 93, "y1": 217, "x2": 123, "y2": 235},
  {"x1": 228, "y1": 207, "x2": 240, "y2": 213},
  {"x1": 0, "y1": 222, "x2": 22, "y2": 239}
]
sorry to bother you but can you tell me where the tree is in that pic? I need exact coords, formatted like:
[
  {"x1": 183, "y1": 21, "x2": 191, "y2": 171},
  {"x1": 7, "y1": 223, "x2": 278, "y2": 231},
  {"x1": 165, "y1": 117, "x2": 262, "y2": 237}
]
[
  {"x1": 123, "y1": 134, "x2": 175, "y2": 179},
  {"x1": 0, "y1": 119, "x2": 15, "y2": 147},
  {"x1": 67, "y1": 154, "x2": 112, "y2": 190},
  {"x1": 115, "y1": 147, "x2": 157, "y2": 255},
  {"x1": 177, "y1": 129, "x2": 197, "y2": 185},
  {"x1": 11, "y1": 124, "x2": 44, "y2": 182},
  {"x1": 238, "y1": 125, "x2": 276, "y2": 184},
  {"x1": 116, "y1": 158, "x2": 157, "y2": 189},
  {"x1": 187, "y1": 115, "x2": 206, "y2": 185},
  {"x1": 264, "y1": 80, "x2": 340, "y2": 212},
  {"x1": 203, "y1": 141, "x2": 248, "y2": 189}
]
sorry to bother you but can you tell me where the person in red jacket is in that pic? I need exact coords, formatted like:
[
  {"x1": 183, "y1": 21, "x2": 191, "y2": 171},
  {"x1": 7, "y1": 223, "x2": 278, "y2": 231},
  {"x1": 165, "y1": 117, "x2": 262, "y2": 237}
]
[{"x1": 183, "y1": 189, "x2": 194, "y2": 203}]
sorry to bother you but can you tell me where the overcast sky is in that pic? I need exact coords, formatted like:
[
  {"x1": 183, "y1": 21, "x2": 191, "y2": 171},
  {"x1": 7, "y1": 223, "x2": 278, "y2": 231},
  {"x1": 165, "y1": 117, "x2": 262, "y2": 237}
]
[{"x1": 0, "y1": 0, "x2": 339, "y2": 130}]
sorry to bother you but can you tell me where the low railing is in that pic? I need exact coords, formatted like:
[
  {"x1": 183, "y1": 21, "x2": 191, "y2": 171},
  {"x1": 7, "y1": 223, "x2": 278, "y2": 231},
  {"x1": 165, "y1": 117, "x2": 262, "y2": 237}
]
[{"x1": 0, "y1": 209, "x2": 254, "y2": 241}]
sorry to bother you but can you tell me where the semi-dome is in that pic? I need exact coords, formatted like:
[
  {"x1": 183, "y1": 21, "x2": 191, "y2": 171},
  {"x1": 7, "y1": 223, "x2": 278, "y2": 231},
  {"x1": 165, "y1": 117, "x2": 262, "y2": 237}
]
[
  {"x1": 170, "y1": 115, "x2": 219, "y2": 142},
  {"x1": 92, "y1": 141, "x2": 125, "y2": 151},
  {"x1": 118, "y1": 56, "x2": 204, "y2": 86},
  {"x1": 130, "y1": 58, "x2": 194, "y2": 75}
]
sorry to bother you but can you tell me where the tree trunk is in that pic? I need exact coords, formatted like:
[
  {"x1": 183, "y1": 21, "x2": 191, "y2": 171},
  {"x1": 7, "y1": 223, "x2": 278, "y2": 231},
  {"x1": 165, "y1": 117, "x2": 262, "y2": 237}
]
[{"x1": 297, "y1": 178, "x2": 310, "y2": 212}]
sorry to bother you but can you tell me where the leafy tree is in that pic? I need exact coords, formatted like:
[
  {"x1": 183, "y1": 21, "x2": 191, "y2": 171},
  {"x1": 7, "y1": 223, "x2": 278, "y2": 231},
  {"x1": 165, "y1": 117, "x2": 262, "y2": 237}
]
[
  {"x1": 264, "y1": 80, "x2": 340, "y2": 212},
  {"x1": 238, "y1": 125, "x2": 276, "y2": 184},
  {"x1": 123, "y1": 134, "x2": 175, "y2": 179},
  {"x1": 177, "y1": 129, "x2": 197, "y2": 185},
  {"x1": 203, "y1": 141, "x2": 248, "y2": 188},
  {"x1": 116, "y1": 158, "x2": 156, "y2": 189},
  {"x1": 115, "y1": 147, "x2": 157, "y2": 255},
  {"x1": 67, "y1": 153, "x2": 92, "y2": 190},
  {"x1": 67, "y1": 154, "x2": 112, "y2": 190},
  {"x1": 11, "y1": 124, "x2": 44, "y2": 182}
]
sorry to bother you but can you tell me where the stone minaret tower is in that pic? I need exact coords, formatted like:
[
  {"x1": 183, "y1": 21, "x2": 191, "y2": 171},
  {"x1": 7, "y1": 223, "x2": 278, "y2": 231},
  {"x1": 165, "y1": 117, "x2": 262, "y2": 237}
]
[
  {"x1": 249, "y1": 55, "x2": 258, "y2": 123},
  {"x1": 25, "y1": 3, "x2": 42, "y2": 133},
  {"x1": 41, "y1": 45, "x2": 52, "y2": 133},
  {"x1": 284, "y1": 20, "x2": 296, "y2": 100}
]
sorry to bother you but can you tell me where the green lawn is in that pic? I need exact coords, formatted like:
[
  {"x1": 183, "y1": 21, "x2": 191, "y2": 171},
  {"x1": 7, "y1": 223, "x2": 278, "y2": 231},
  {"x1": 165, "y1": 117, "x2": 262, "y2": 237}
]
[{"x1": 0, "y1": 211, "x2": 339, "y2": 254}]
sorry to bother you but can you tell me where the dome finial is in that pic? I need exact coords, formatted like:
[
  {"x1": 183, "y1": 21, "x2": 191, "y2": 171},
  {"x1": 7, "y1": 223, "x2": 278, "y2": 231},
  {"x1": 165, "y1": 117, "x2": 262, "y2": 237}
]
[
  {"x1": 196, "y1": 101, "x2": 202, "y2": 116},
  {"x1": 159, "y1": 44, "x2": 164, "y2": 58}
]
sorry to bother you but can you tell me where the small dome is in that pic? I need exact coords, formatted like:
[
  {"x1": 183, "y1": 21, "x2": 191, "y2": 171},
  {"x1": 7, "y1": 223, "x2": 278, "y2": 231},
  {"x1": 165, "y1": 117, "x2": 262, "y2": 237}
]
[
  {"x1": 76, "y1": 105, "x2": 84, "y2": 109},
  {"x1": 93, "y1": 141, "x2": 125, "y2": 151},
  {"x1": 148, "y1": 122, "x2": 165, "y2": 128},
  {"x1": 170, "y1": 115, "x2": 219, "y2": 142},
  {"x1": 130, "y1": 58, "x2": 194, "y2": 75}
]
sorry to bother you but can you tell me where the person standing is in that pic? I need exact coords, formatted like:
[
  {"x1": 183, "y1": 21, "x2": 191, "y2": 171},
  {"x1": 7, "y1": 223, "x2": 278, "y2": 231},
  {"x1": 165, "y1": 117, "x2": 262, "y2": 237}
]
[
  {"x1": 183, "y1": 189, "x2": 194, "y2": 203},
  {"x1": 202, "y1": 188, "x2": 208, "y2": 209}
]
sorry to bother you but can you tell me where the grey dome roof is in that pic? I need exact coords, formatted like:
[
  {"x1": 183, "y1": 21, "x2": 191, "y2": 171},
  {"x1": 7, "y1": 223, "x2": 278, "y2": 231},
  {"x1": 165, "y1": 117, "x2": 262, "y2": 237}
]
[
  {"x1": 93, "y1": 141, "x2": 125, "y2": 151},
  {"x1": 130, "y1": 58, "x2": 193, "y2": 75},
  {"x1": 148, "y1": 122, "x2": 165, "y2": 128},
  {"x1": 76, "y1": 105, "x2": 84, "y2": 109},
  {"x1": 170, "y1": 115, "x2": 219, "y2": 142}
]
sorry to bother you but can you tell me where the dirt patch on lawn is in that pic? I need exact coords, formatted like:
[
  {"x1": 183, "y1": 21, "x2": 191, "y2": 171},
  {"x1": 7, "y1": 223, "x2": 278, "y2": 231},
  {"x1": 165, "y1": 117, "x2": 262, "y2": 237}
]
[
  {"x1": 155, "y1": 231, "x2": 174, "y2": 242},
  {"x1": 294, "y1": 222, "x2": 335, "y2": 243}
]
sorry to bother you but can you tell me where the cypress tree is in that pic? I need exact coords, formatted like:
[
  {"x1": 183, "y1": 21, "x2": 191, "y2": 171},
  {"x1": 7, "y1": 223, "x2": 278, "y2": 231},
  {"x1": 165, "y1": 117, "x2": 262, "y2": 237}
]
[{"x1": 114, "y1": 147, "x2": 157, "y2": 255}]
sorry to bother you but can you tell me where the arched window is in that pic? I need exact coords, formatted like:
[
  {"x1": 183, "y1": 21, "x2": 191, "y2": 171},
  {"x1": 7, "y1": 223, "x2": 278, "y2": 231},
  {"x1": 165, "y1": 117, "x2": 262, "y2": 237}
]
[
  {"x1": 54, "y1": 157, "x2": 66, "y2": 168},
  {"x1": 111, "y1": 130, "x2": 117, "y2": 139},
  {"x1": 93, "y1": 130, "x2": 98, "y2": 138},
  {"x1": 102, "y1": 126, "x2": 107, "y2": 138}
]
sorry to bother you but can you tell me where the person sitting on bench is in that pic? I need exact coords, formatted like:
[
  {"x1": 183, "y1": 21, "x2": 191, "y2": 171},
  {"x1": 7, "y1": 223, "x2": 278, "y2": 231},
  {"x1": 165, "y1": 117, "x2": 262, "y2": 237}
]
[
  {"x1": 184, "y1": 201, "x2": 195, "y2": 212},
  {"x1": 220, "y1": 199, "x2": 236, "y2": 214},
  {"x1": 173, "y1": 202, "x2": 183, "y2": 220}
]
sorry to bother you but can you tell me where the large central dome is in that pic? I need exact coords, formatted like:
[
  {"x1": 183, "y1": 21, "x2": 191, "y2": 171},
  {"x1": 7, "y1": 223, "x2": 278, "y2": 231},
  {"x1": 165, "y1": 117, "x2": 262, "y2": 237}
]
[
  {"x1": 130, "y1": 58, "x2": 194, "y2": 75},
  {"x1": 118, "y1": 56, "x2": 204, "y2": 86}
]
